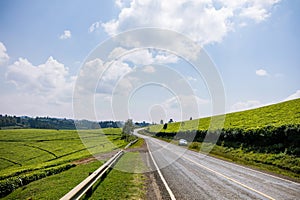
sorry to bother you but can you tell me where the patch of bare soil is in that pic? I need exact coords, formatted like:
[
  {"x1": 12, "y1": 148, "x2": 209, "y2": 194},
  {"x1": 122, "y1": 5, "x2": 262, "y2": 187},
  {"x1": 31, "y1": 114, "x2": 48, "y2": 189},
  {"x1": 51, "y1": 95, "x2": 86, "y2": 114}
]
[
  {"x1": 72, "y1": 150, "x2": 120, "y2": 165},
  {"x1": 124, "y1": 141, "x2": 148, "y2": 153},
  {"x1": 134, "y1": 140, "x2": 171, "y2": 200}
]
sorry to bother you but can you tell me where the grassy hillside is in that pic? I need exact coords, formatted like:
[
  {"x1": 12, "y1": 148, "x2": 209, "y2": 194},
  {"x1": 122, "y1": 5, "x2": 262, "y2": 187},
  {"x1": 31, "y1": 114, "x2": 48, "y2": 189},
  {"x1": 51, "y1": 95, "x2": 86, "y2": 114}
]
[
  {"x1": 145, "y1": 99, "x2": 300, "y2": 179},
  {"x1": 149, "y1": 98, "x2": 300, "y2": 133}
]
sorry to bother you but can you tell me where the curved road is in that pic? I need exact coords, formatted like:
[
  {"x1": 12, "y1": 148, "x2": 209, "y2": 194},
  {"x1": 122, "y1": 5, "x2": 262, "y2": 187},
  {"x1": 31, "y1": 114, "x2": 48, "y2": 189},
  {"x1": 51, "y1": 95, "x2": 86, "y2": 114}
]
[{"x1": 134, "y1": 129, "x2": 300, "y2": 200}]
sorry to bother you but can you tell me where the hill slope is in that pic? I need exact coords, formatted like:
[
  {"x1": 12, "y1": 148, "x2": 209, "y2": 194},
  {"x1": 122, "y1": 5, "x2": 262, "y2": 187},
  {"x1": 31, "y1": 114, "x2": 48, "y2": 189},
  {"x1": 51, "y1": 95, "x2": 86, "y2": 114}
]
[{"x1": 149, "y1": 98, "x2": 300, "y2": 133}]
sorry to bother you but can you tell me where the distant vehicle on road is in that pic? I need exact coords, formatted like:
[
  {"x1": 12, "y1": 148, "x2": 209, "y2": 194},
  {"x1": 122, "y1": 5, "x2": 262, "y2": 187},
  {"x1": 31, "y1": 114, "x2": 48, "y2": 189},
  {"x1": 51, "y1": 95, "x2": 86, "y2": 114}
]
[{"x1": 178, "y1": 139, "x2": 188, "y2": 146}]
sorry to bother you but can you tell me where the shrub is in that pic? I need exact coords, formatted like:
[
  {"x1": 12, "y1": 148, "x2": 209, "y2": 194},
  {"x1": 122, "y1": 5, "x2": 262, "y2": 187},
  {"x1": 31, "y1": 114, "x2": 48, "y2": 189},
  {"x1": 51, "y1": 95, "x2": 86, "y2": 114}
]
[{"x1": 0, "y1": 164, "x2": 75, "y2": 198}]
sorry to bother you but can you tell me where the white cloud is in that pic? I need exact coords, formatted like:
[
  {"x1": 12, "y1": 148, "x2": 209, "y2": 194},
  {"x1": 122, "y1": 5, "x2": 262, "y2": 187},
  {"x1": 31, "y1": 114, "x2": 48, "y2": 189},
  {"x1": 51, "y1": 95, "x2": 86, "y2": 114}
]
[
  {"x1": 6, "y1": 56, "x2": 74, "y2": 103},
  {"x1": 256, "y1": 69, "x2": 268, "y2": 76},
  {"x1": 78, "y1": 58, "x2": 132, "y2": 94},
  {"x1": 108, "y1": 47, "x2": 129, "y2": 60},
  {"x1": 59, "y1": 30, "x2": 72, "y2": 40},
  {"x1": 231, "y1": 100, "x2": 262, "y2": 112},
  {"x1": 142, "y1": 65, "x2": 155, "y2": 73},
  {"x1": 0, "y1": 93, "x2": 73, "y2": 118},
  {"x1": 154, "y1": 52, "x2": 179, "y2": 64},
  {"x1": 187, "y1": 76, "x2": 197, "y2": 82},
  {"x1": 89, "y1": 21, "x2": 101, "y2": 33},
  {"x1": 0, "y1": 42, "x2": 9, "y2": 65},
  {"x1": 115, "y1": 0, "x2": 131, "y2": 8},
  {"x1": 122, "y1": 49, "x2": 154, "y2": 65},
  {"x1": 109, "y1": 47, "x2": 179, "y2": 65},
  {"x1": 284, "y1": 90, "x2": 300, "y2": 101},
  {"x1": 162, "y1": 95, "x2": 209, "y2": 120},
  {"x1": 101, "y1": 0, "x2": 280, "y2": 45},
  {"x1": 240, "y1": 5, "x2": 270, "y2": 22}
]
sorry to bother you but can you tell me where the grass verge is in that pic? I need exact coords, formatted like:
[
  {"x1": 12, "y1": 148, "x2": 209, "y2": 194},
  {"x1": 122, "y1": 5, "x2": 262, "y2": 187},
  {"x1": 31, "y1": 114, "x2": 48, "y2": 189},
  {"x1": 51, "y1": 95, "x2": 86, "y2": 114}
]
[
  {"x1": 188, "y1": 141, "x2": 300, "y2": 181},
  {"x1": 86, "y1": 152, "x2": 147, "y2": 200},
  {"x1": 128, "y1": 138, "x2": 144, "y2": 149}
]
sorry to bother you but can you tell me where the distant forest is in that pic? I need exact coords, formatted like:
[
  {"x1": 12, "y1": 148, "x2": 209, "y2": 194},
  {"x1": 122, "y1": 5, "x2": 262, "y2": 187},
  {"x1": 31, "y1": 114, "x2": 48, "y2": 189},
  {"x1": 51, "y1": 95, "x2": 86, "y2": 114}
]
[{"x1": 0, "y1": 114, "x2": 149, "y2": 130}]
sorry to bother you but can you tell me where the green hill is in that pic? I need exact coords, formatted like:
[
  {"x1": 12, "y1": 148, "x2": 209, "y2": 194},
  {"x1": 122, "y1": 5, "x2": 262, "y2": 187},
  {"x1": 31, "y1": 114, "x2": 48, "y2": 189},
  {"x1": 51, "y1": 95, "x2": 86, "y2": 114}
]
[
  {"x1": 147, "y1": 98, "x2": 300, "y2": 156},
  {"x1": 146, "y1": 99, "x2": 300, "y2": 178},
  {"x1": 149, "y1": 98, "x2": 300, "y2": 133}
]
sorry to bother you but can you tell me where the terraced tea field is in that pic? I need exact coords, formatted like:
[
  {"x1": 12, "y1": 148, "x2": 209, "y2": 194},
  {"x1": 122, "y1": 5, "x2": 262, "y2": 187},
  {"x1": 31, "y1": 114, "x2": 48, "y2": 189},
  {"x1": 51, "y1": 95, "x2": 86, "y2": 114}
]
[
  {"x1": 0, "y1": 128, "x2": 126, "y2": 197},
  {"x1": 149, "y1": 98, "x2": 300, "y2": 133}
]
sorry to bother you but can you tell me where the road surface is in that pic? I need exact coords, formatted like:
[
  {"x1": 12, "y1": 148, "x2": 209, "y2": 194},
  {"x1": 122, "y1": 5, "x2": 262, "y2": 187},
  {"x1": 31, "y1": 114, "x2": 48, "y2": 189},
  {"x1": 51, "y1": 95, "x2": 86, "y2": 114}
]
[{"x1": 134, "y1": 129, "x2": 300, "y2": 200}]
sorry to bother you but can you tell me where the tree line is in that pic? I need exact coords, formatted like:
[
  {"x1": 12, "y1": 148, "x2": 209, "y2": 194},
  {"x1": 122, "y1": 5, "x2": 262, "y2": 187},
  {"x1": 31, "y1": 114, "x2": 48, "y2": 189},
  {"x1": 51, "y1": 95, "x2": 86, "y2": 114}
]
[{"x1": 0, "y1": 115, "x2": 123, "y2": 130}]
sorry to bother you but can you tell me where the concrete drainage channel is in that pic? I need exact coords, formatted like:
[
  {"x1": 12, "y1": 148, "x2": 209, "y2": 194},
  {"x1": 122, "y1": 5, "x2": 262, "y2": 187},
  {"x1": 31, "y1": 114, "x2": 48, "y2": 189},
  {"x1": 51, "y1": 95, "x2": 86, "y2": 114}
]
[{"x1": 60, "y1": 139, "x2": 138, "y2": 200}]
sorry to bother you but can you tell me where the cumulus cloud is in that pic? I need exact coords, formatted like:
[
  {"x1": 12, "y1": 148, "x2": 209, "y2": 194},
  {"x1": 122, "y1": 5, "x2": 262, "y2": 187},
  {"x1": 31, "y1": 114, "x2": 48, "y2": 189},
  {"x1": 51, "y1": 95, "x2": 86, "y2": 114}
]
[
  {"x1": 187, "y1": 76, "x2": 197, "y2": 82},
  {"x1": 231, "y1": 100, "x2": 262, "y2": 112},
  {"x1": 59, "y1": 30, "x2": 72, "y2": 40},
  {"x1": 256, "y1": 69, "x2": 268, "y2": 76},
  {"x1": 108, "y1": 47, "x2": 179, "y2": 65},
  {"x1": 284, "y1": 90, "x2": 300, "y2": 101},
  {"x1": 162, "y1": 95, "x2": 209, "y2": 120},
  {"x1": 101, "y1": 0, "x2": 280, "y2": 45},
  {"x1": 89, "y1": 21, "x2": 101, "y2": 33},
  {"x1": 6, "y1": 56, "x2": 75, "y2": 104},
  {"x1": 77, "y1": 58, "x2": 132, "y2": 94},
  {"x1": 0, "y1": 93, "x2": 73, "y2": 118},
  {"x1": 0, "y1": 42, "x2": 9, "y2": 65},
  {"x1": 142, "y1": 65, "x2": 155, "y2": 73}
]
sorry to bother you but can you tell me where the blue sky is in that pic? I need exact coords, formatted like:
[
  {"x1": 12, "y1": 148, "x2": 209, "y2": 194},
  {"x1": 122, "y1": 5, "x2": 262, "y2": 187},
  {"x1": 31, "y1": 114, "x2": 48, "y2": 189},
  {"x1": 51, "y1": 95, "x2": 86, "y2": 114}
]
[{"x1": 0, "y1": 0, "x2": 299, "y2": 122}]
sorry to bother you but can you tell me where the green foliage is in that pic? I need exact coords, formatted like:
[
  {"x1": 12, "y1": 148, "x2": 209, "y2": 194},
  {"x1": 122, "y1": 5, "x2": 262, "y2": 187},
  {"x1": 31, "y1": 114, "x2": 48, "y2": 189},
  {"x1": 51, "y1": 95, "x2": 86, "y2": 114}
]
[
  {"x1": 3, "y1": 153, "x2": 147, "y2": 200},
  {"x1": 163, "y1": 123, "x2": 168, "y2": 130},
  {"x1": 128, "y1": 138, "x2": 145, "y2": 149},
  {"x1": 147, "y1": 99, "x2": 300, "y2": 178},
  {"x1": 0, "y1": 128, "x2": 126, "y2": 197},
  {"x1": 149, "y1": 98, "x2": 300, "y2": 133},
  {"x1": 207, "y1": 144, "x2": 300, "y2": 179},
  {"x1": 88, "y1": 152, "x2": 146, "y2": 199},
  {"x1": 122, "y1": 119, "x2": 135, "y2": 142},
  {"x1": 2, "y1": 161, "x2": 103, "y2": 200},
  {"x1": 147, "y1": 99, "x2": 300, "y2": 156},
  {"x1": 0, "y1": 164, "x2": 75, "y2": 198}
]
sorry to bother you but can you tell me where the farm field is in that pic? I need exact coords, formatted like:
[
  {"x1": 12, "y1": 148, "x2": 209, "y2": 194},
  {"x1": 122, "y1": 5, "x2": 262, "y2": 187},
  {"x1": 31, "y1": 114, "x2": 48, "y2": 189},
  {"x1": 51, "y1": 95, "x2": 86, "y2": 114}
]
[
  {"x1": 2, "y1": 160, "x2": 104, "y2": 200},
  {"x1": 2, "y1": 137, "x2": 146, "y2": 199},
  {"x1": 149, "y1": 98, "x2": 300, "y2": 133},
  {"x1": 0, "y1": 128, "x2": 127, "y2": 197},
  {"x1": 2, "y1": 153, "x2": 147, "y2": 200}
]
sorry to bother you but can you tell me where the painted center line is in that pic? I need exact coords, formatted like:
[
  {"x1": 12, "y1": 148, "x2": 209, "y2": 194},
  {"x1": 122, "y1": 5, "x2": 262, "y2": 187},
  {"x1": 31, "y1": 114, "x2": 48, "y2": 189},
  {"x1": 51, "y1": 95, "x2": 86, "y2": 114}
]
[
  {"x1": 150, "y1": 138, "x2": 276, "y2": 200},
  {"x1": 146, "y1": 140, "x2": 176, "y2": 200}
]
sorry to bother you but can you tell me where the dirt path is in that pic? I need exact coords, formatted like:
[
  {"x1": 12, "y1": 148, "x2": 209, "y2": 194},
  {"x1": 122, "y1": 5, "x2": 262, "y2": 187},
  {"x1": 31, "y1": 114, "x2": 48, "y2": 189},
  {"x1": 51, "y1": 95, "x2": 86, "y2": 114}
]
[{"x1": 72, "y1": 150, "x2": 120, "y2": 165}]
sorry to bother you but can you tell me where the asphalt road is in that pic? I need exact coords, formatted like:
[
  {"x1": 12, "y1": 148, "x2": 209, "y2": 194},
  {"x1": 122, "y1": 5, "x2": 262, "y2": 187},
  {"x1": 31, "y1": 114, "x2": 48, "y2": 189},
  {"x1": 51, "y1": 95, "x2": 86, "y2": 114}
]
[{"x1": 134, "y1": 129, "x2": 300, "y2": 200}]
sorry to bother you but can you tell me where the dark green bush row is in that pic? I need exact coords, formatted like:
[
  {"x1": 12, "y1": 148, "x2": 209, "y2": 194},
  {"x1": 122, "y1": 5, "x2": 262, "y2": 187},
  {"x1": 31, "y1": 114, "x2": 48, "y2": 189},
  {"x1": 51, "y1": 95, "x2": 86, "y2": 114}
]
[
  {"x1": 150, "y1": 124, "x2": 300, "y2": 156},
  {"x1": 0, "y1": 164, "x2": 75, "y2": 198},
  {"x1": 0, "y1": 162, "x2": 71, "y2": 181}
]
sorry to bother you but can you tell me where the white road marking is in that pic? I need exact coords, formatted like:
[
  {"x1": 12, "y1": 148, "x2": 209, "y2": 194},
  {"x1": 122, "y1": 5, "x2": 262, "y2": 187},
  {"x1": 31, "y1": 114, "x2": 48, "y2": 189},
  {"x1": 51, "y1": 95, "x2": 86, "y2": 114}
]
[
  {"x1": 146, "y1": 140, "x2": 176, "y2": 200},
  {"x1": 183, "y1": 156, "x2": 276, "y2": 200},
  {"x1": 150, "y1": 138, "x2": 276, "y2": 200},
  {"x1": 203, "y1": 152, "x2": 300, "y2": 185}
]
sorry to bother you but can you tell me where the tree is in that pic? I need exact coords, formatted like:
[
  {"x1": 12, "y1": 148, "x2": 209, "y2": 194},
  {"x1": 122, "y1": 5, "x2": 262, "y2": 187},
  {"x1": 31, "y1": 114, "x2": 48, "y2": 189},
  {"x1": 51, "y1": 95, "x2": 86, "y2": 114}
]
[
  {"x1": 163, "y1": 123, "x2": 168, "y2": 130},
  {"x1": 160, "y1": 119, "x2": 164, "y2": 124},
  {"x1": 122, "y1": 119, "x2": 134, "y2": 141}
]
